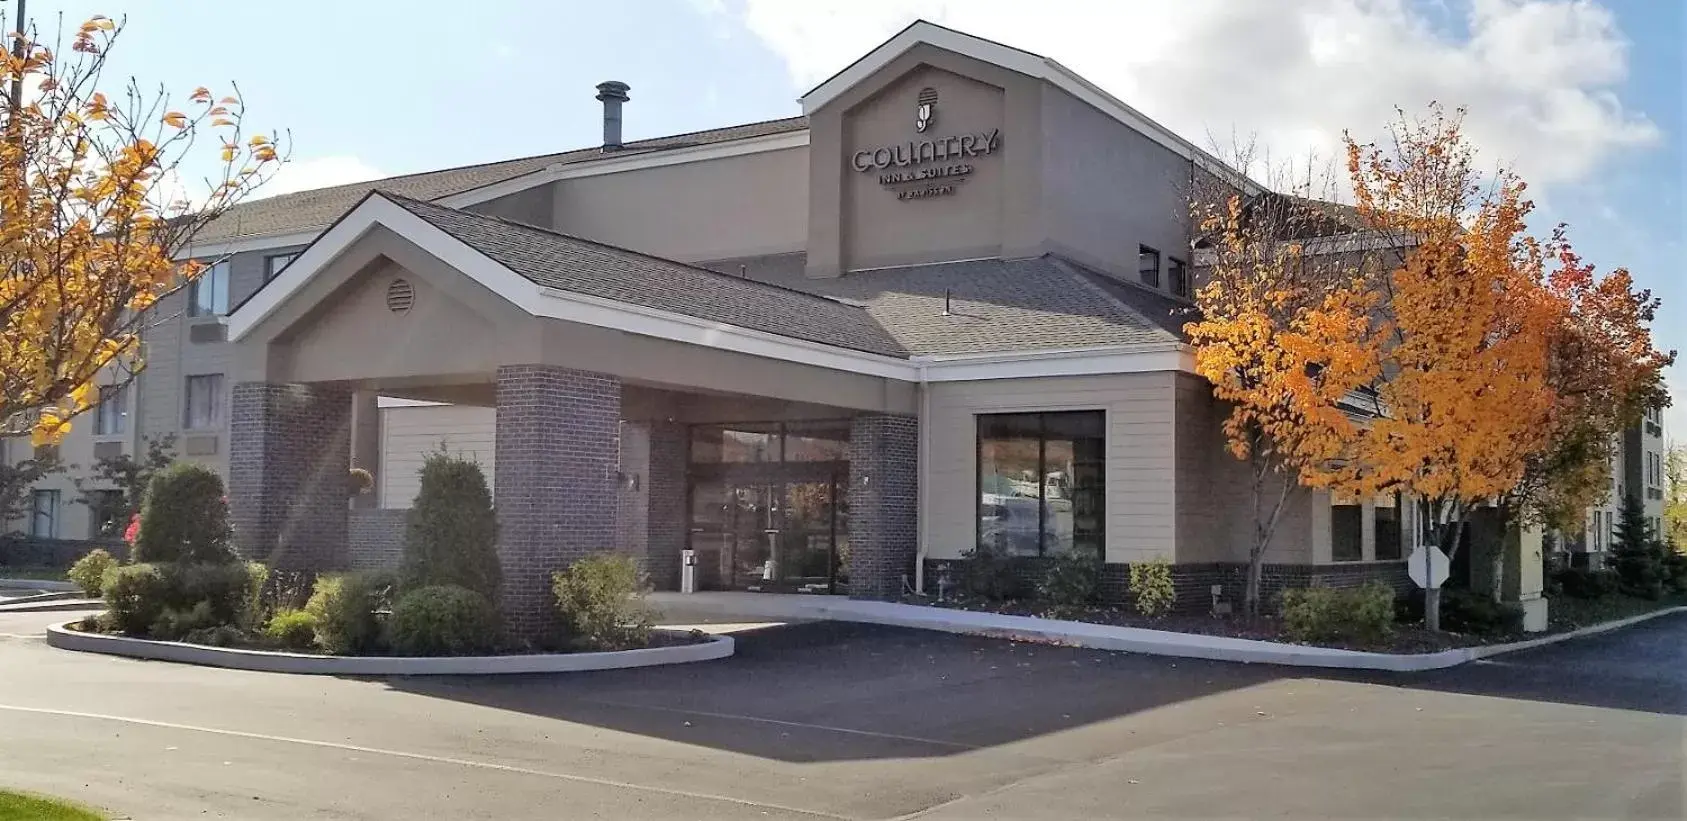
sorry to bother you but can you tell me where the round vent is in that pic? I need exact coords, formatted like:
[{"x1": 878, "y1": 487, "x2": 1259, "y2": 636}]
[{"x1": 385, "y1": 278, "x2": 415, "y2": 313}]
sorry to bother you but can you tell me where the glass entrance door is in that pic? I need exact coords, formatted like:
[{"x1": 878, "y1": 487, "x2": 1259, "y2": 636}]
[
  {"x1": 780, "y1": 480, "x2": 838, "y2": 594},
  {"x1": 691, "y1": 475, "x2": 846, "y2": 594}
]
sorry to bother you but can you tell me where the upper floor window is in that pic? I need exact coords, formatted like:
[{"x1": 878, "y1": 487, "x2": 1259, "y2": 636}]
[
  {"x1": 95, "y1": 384, "x2": 127, "y2": 436},
  {"x1": 188, "y1": 260, "x2": 230, "y2": 317},
  {"x1": 184, "y1": 374, "x2": 225, "y2": 430},
  {"x1": 1138, "y1": 246, "x2": 1160, "y2": 288},
  {"x1": 264, "y1": 253, "x2": 297, "y2": 282},
  {"x1": 1168, "y1": 257, "x2": 1188, "y2": 297}
]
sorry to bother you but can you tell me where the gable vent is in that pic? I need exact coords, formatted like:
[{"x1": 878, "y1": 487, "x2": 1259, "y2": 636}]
[{"x1": 385, "y1": 278, "x2": 415, "y2": 313}]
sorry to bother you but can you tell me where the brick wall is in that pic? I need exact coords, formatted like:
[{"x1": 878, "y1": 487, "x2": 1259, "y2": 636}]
[
  {"x1": 228, "y1": 383, "x2": 352, "y2": 572},
  {"x1": 847, "y1": 413, "x2": 918, "y2": 599},
  {"x1": 494, "y1": 365, "x2": 621, "y2": 642},
  {"x1": 645, "y1": 422, "x2": 688, "y2": 591},
  {"x1": 348, "y1": 508, "x2": 408, "y2": 572}
]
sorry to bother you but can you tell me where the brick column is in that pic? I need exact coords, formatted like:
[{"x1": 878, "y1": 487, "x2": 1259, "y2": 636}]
[
  {"x1": 495, "y1": 365, "x2": 621, "y2": 642},
  {"x1": 646, "y1": 421, "x2": 688, "y2": 591},
  {"x1": 847, "y1": 413, "x2": 918, "y2": 600},
  {"x1": 229, "y1": 382, "x2": 353, "y2": 572}
]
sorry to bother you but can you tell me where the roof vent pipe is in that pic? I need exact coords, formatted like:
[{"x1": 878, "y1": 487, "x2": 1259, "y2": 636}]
[{"x1": 595, "y1": 81, "x2": 630, "y2": 152}]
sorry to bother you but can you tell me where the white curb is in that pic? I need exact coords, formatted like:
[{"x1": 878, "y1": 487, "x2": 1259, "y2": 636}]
[
  {"x1": 649, "y1": 593, "x2": 1686, "y2": 672},
  {"x1": 0, "y1": 578, "x2": 78, "y2": 592},
  {"x1": 47, "y1": 622, "x2": 734, "y2": 676}
]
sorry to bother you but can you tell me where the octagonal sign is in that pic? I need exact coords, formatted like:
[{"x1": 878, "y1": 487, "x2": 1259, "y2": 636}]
[{"x1": 1407, "y1": 544, "x2": 1451, "y2": 589}]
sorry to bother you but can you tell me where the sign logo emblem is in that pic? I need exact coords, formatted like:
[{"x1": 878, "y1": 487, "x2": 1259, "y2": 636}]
[{"x1": 915, "y1": 87, "x2": 937, "y2": 133}]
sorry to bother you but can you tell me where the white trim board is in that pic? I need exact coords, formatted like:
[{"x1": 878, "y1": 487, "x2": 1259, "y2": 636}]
[{"x1": 801, "y1": 21, "x2": 1261, "y2": 195}]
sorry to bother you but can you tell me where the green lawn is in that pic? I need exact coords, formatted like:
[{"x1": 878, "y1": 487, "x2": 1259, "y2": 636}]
[
  {"x1": 0, "y1": 566, "x2": 67, "y2": 582},
  {"x1": 0, "y1": 790, "x2": 104, "y2": 821}
]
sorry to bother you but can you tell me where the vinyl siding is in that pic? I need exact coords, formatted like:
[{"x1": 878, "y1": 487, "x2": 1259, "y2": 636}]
[
  {"x1": 923, "y1": 372, "x2": 1178, "y2": 565},
  {"x1": 379, "y1": 405, "x2": 496, "y2": 509}
]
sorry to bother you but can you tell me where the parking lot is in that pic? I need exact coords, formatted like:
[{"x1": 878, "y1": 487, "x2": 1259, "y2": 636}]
[{"x1": 1, "y1": 607, "x2": 1681, "y2": 819}]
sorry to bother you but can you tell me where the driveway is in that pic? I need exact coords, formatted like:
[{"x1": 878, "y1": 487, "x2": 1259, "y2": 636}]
[{"x1": 0, "y1": 607, "x2": 1680, "y2": 819}]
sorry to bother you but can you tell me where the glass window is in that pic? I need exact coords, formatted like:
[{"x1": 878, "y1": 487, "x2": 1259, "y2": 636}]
[
  {"x1": 1374, "y1": 492, "x2": 1403, "y2": 560},
  {"x1": 690, "y1": 424, "x2": 780, "y2": 463},
  {"x1": 95, "y1": 384, "x2": 127, "y2": 436},
  {"x1": 187, "y1": 260, "x2": 229, "y2": 317},
  {"x1": 1331, "y1": 493, "x2": 1363, "y2": 561},
  {"x1": 30, "y1": 490, "x2": 58, "y2": 538},
  {"x1": 1138, "y1": 246, "x2": 1160, "y2": 287},
  {"x1": 783, "y1": 421, "x2": 850, "y2": 462},
  {"x1": 184, "y1": 374, "x2": 225, "y2": 430},
  {"x1": 1168, "y1": 258, "x2": 1188, "y2": 297},
  {"x1": 978, "y1": 411, "x2": 1105, "y2": 557},
  {"x1": 264, "y1": 253, "x2": 297, "y2": 281}
]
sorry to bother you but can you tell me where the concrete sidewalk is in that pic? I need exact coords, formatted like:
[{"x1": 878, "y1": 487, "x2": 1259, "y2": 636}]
[{"x1": 649, "y1": 592, "x2": 1687, "y2": 672}]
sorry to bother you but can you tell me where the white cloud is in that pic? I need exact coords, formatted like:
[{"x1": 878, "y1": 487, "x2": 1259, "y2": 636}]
[
  {"x1": 708, "y1": 0, "x2": 1658, "y2": 188},
  {"x1": 259, "y1": 156, "x2": 386, "y2": 199}
]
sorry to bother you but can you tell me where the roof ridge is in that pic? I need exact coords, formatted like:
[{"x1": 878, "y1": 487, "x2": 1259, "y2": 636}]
[
  {"x1": 1047, "y1": 255, "x2": 1188, "y2": 341},
  {"x1": 380, "y1": 192, "x2": 880, "y2": 315}
]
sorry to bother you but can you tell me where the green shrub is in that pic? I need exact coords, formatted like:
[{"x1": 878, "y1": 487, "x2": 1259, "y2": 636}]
[
  {"x1": 264, "y1": 608, "x2": 319, "y2": 650},
  {"x1": 101, "y1": 563, "x2": 171, "y2": 635},
  {"x1": 132, "y1": 462, "x2": 236, "y2": 564},
  {"x1": 1281, "y1": 582, "x2": 1396, "y2": 645},
  {"x1": 1664, "y1": 550, "x2": 1687, "y2": 595},
  {"x1": 1553, "y1": 566, "x2": 1619, "y2": 600},
  {"x1": 171, "y1": 561, "x2": 263, "y2": 628},
  {"x1": 1038, "y1": 548, "x2": 1100, "y2": 607},
  {"x1": 551, "y1": 553, "x2": 654, "y2": 651},
  {"x1": 305, "y1": 572, "x2": 393, "y2": 654},
  {"x1": 1609, "y1": 494, "x2": 1665, "y2": 599},
  {"x1": 960, "y1": 540, "x2": 1021, "y2": 600},
  {"x1": 1439, "y1": 589, "x2": 1524, "y2": 636},
  {"x1": 181, "y1": 624, "x2": 247, "y2": 647},
  {"x1": 1128, "y1": 556, "x2": 1177, "y2": 617},
  {"x1": 387, "y1": 585, "x2": 499, "y2": 656},
  {"x1": 403, "y1": 452, "x2": 500, "y2": 598},
  {"x1": 149, "y1": 600, "x2": 218, "y2": 641},
  {"x1": 67, "y1": 549, "x2": 117, "y2": 596}
]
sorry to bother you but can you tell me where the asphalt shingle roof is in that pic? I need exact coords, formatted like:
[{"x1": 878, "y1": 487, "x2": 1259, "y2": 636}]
[
  {"x1": 706, "y1": 253, "x2": 1185, "y2": 355},
  {"x1": 198, "y1": 117, "x2": 809, "y2": 243},
  {"x1": 383, "y1": 195, "x2": 907, "y2": 358}
]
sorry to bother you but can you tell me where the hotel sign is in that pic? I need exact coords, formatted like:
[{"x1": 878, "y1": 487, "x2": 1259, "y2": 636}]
[{"x1": 851, "y1": 89, "x2": 1000, "y2": 201}]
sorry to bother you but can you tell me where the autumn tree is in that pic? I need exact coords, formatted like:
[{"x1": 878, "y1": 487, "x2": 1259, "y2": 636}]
[
  {"x1": 1665, "y1": 444, "x2": 1687, "y2": 547},
  {"x1": 1185, "y1": 164, "x2": 1386, "y2": 617},
  {"x1": 0, "y1": 12, "x2": 285, "y2": 443}
]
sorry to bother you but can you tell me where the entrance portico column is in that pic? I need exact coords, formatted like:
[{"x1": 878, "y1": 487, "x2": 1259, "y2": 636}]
[
  {"x1": 228, "y1": 382, "x2": 353, "y2": 572},
  {"x1": 494, "y1": 365, "x2": 622, "y2": 642},
  {"x1": 848, "y1": 413, "x2": 918, "y2": 600}
]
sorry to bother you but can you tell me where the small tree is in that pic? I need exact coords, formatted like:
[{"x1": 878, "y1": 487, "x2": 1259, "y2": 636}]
[
  {"x1": 402, "y1": 450, "x2": 499, "y2": 599},
  {"x1": 132, "y1": 462, "x2": 234, "y2": 564},
  {"x1": 73, "y1": 433, "x2": 175, "y2": 536},
  {"x1": 1609, "y1": 493, "x2": 1663, "y2": 599}
]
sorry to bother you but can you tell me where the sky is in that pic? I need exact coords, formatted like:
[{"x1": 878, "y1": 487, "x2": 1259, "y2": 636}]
[{"x1": 8, "y1": 0, "x2": 1685, "y2": 432}]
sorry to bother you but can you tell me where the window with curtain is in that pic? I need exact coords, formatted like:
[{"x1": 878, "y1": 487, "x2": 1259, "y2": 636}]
[
  {"x1": 188, "y1": 260, "x2": 230, "y2": 317},
  {"x1": 184, "y1": 374, "x2": 225, "y2": 430},
  {"x1": 978, "y1": 411, "x2": 1105, "y2": 557}
]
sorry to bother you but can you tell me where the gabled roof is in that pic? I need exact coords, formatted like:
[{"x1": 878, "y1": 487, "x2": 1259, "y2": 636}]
[
  {"x1": 801, "y1": 20, "x2": 1260, "y2": 194},
  {"x1": 707, "y1": 253, "x2": 1185, "y2": 355},
  {"x1": 196, "y1": 117, "x2": 809, "y2": 244},
  {"x1": 384, "y1": 196, "x2": 907, "y2": 357}
]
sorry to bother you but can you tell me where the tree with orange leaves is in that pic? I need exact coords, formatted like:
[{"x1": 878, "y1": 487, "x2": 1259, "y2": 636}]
[{"x1": 0, "y1": 12, "x2": 286, "y2": 444}]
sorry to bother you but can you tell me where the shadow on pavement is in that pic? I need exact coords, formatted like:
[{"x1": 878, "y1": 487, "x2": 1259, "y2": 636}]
[{"x1": 383, "y1": 612, "x2": 1687, "y2": 763}]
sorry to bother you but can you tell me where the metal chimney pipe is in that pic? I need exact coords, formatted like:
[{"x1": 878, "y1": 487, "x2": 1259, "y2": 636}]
[{"x1": 595, "y1": 81, "x2": 630, "y2": 152}]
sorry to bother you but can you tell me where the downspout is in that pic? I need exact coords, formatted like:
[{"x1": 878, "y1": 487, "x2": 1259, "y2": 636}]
[{"x1": 914, "y1": 357, "x2": 931, "y2": 595}]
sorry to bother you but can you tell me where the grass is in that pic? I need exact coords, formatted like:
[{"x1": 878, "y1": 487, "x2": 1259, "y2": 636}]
[
  {"x1": 0, "y1": 565, "x2": 67, "y2": 582},
  {"x1": 0, "y1": 790, "x2": 104, "y2": 820},
  {"x1": 1548, "y1": 591, "x2": 1687, "y2": 630}
]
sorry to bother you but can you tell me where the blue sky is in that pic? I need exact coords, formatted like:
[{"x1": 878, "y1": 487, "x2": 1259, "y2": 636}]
[{"x1": 10, "y1": 0, "x2": 1685, "y2": 431}]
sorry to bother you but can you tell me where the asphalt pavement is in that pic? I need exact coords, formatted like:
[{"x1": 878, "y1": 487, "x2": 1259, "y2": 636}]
[{"x1": 0, "y1": 607, "x2": 1680, "y2": 819}]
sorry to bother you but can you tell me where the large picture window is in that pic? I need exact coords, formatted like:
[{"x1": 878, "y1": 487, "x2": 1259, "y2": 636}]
[{"x1": 978, "y1": 411, "x2": 1105, "y2": 557}]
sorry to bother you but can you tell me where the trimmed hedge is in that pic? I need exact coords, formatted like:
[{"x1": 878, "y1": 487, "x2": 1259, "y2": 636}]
[
  {"x1": 1282, "y1": 582, "x2": 1395, "y2": 644},
  {"x1": 552, "y1": 553, "x2": 654, "y2": 651},
  {"x1": 305, "y1": 572, "x2": 393, "y2": 655},
  {"x1": 387, "y1": 585, "x2": 499, "y2": 656},
  {"x1": 132, "y1": 462, "x2": 235, "y2": 564},
  {"x1": 402, "y1": 452, "x2": 500, "y2": 599}
]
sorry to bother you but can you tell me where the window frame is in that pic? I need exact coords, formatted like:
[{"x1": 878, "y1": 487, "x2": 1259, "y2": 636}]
[
  {"x1": 183, "y1": 374, "x2": 225, "y2": 430},
  {"x1": 30, "y1": 489, "x2": 59, "y2": 538},
  {"x1": 264, "y1": 253, "x2": 297, "y2": 282},
  {"x1": 1168, "y1": 257, "x2": 1188, "y2": 297},
  {"x1": 975, "y1": 409, "x2": 1107, "y2": 558},
  {"x1": 187, "y1": 260, "x2": 230, "y2": 317},
  {"x1": 1138, "y1": 246, "x2": 1161, "y2": 288},
  {"x1": 94, "y1": 384, "x2": 127, "y2": 437},
  {"x1": 1330, "y1": 492, "x2": 1364, "y2": 562}
]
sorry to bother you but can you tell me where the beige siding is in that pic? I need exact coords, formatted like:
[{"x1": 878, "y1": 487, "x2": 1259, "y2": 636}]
[
  {"x1": 550, "y1": 147, "x2": 808, "y2": 262},
  {"x1": 923, "y1": 372, "x2": 1178, "y2": 565},
  {"x1": 379, "y1": 405, "x2": 496, "y2": 509}
]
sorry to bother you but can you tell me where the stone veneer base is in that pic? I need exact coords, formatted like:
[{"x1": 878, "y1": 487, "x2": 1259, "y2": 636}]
[{"x1": 47, "y1": 623, "x2": 733, "y2": 676}]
